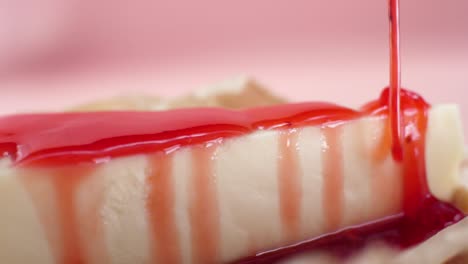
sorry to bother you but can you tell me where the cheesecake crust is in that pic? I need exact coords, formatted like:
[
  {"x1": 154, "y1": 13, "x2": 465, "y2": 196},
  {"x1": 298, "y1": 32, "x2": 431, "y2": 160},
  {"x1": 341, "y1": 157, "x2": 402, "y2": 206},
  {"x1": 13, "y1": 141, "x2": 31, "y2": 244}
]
[{"x1": 70, "y1": 78, "x2": 286, "y2": 111}]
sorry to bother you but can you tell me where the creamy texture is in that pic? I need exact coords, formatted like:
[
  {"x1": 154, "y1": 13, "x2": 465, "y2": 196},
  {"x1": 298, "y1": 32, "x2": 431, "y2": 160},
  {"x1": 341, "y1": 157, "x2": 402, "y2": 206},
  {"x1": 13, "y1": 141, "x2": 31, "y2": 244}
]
[
  {"x1": 0, "y1": 105, "x2": 464, "y2": 264},
  {"x1": 0, "y1": 115, "x2": 396, "y2": 263},
  {"x1": 0, "y1": 159, "x2": 54, "y2": 263},
  {"x1": 426, "y1": 105, "x2": 465, "y2": 203}
]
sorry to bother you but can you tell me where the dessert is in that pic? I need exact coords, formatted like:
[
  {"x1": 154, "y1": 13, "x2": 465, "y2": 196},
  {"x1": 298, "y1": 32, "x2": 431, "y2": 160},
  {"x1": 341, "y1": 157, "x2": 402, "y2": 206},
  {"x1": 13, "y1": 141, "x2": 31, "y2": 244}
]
[
  {"x1": 0, "y1": 80, "x2": 467, "y2": 263},
  {"x1": 1, "y1": 0, "x2": 466, "y2": 263}
]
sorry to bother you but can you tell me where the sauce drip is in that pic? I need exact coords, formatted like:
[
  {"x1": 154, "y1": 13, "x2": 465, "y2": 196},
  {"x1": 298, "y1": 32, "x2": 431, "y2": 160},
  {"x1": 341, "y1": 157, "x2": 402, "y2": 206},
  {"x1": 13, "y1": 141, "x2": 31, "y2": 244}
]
[
  {"x1": 147, "y1": 153, "x2": 181, "y2": 263},
  {"x1": 51, "y1": 167, "x2": 89, "y2": 264},
  {"x1": 190, "y1": 144, "x2": 221, "y2": 264},
  {"x1": 20, "y1": 165, "x2": 102, "y2": 264},
  {"x1": 278, "y1": 130, "x2": 302, "y2": 241},
  {"x1": 321, "y1": 126, "x2": 344, "y2": 232},
  {"x1": 389, "y1": 0, "x2": 403, "y2": 160},
  {"x1": 1, "y1": 88, "x2": 464, "y2": 263}
]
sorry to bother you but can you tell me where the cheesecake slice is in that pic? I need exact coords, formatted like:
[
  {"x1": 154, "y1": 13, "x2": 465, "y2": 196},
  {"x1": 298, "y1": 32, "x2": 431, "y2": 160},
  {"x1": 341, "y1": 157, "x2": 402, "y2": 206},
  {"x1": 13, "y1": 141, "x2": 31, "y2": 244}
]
[{"x1": 0, "y1": 85, "x2": 466, "y2": 264}]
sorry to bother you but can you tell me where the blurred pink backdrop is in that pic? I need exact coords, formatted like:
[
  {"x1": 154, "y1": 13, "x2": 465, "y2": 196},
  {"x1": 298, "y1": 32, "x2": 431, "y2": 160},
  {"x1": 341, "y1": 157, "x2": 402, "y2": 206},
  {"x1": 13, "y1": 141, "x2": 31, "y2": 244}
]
[{"x1": 1, "y1": 0, "x2": 467, "y2": 133}]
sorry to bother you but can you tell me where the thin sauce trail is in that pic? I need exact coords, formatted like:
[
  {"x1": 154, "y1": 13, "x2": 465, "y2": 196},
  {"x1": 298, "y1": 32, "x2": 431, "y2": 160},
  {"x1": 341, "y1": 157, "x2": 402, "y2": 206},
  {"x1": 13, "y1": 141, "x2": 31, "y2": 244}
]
[
  {"x1": 147, "y1": 153, "x2": 181, "y2": 263},
  {"x1": 54, "y1": 168, "x2": 86, "y2": 264},
  {"x1": 321, "y1": 125, "x2": 344, "y2": 231},
  {"x1": 21, "y1": 166, "x2": 95, "y2": 264},
  {"x1": 190, "y1": 144, "x2": 221, "y2": 264},
  {"x1": 278, "y1": 130, "x2": 302, "y2": 240},
  {"x1": 389, "y1": 0, "x2": 403, "y2": 161}
]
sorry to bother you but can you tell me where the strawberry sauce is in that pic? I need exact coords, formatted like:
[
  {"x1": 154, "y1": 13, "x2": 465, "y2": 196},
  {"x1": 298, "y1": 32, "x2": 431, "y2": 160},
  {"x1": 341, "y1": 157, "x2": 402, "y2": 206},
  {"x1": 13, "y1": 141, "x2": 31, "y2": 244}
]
[
  {"x1": 0, "y1": 89, "x2": 464, "y2": 263},
  {"x1": 0, "y1": 1, "x2": 465, "y2": 263},
  {"x1": 0, "y1": 103, "x2": 360, "y2": 166}
]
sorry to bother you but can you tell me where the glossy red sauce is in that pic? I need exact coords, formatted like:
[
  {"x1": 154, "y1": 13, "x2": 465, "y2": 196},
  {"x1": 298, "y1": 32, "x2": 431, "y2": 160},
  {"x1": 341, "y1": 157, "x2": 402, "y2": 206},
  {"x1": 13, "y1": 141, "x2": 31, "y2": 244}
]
[
  {"x1": 389, "y1": 0, "x2": 403, "y2": 161},
  {"x1": 1, "y1": 88, "x2": 464, "y2": 264},
  {"x1": 0, "y1": 102, "x2": 358, "y2": 166}
]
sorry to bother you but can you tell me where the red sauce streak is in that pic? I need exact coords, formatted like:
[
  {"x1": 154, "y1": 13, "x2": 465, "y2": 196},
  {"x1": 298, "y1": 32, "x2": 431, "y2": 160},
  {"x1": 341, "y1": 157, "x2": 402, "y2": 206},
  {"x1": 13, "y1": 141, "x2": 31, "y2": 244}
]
[
  {"x1": 0, "y1": 89, "x2": 464, "y2": 263},
  {"x1": 278, "y1": 130, "x2": 302, "y2": 240},
  {"x1": 52, "y1": 167, "x2": 92, "y2": 264},
  {"x1": 21, "y1": 166, "x2": 95, "y2": 264},
  {"x1": 389, "y1": 0, "x2": 403, "y2": 160},
  {"x1": 190, "y1": 144, "x2": 220, "y2": 264},
  {"x1": 147, "y1": 153, "x2": 181, "y2": 263},
  {"x1": 82, "y1": 176, "x2": 108, "y2": 264},
  {"x1": 321, "y1": 125, "x2": 344, "y2": 231}
]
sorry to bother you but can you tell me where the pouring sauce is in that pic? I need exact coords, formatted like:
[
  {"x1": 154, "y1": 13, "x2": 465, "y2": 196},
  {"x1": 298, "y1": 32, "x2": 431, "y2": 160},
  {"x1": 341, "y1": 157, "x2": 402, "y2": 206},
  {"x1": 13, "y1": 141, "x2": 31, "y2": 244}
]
[{"x1": 0, "y1": 0, "x2": 464, "y2": 263}]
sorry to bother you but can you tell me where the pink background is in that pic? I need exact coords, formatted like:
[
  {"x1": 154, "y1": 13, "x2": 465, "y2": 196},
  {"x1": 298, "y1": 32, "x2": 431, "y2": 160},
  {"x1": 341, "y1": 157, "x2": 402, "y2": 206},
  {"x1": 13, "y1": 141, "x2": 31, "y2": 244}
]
[{"x1": 1, "y1": 0, "x2": 467, "y2": 132}]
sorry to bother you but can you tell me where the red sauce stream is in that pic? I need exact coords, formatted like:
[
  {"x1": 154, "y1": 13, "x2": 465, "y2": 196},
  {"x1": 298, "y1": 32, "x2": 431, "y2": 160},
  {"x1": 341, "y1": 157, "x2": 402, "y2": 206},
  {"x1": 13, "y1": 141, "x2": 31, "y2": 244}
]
[{"x1": 389, "y1": 0, "x2": 403, "y2": 161}]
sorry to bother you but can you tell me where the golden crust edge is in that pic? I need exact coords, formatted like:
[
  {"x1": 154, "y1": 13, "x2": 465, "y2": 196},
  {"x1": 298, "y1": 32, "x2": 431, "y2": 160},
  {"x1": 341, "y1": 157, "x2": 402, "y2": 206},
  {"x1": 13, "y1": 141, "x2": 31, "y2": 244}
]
[{"x1": 69, "y1": 77, "x2": 287, "y2": 111}]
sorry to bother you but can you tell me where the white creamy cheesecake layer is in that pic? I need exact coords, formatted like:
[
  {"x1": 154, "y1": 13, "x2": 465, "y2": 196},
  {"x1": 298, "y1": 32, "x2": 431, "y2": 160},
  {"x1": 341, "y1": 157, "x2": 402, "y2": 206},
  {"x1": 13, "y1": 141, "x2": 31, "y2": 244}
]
[
  {"x1": 0, "y1": 159, "x2": 55, "y2": 263},
  {"x1": 426, "y1": 105, "x2": 465, "y2": 203},
  {"x1": 0, "y1": 105, "x2": 464, "y2": 264}
]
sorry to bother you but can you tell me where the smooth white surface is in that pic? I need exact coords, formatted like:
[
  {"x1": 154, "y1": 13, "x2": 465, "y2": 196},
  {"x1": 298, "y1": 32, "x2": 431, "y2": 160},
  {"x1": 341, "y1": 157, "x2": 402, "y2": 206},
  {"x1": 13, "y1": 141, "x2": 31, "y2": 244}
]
[{"x1": 426, "y1": 105, "x2": 465, "y2": 202}]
